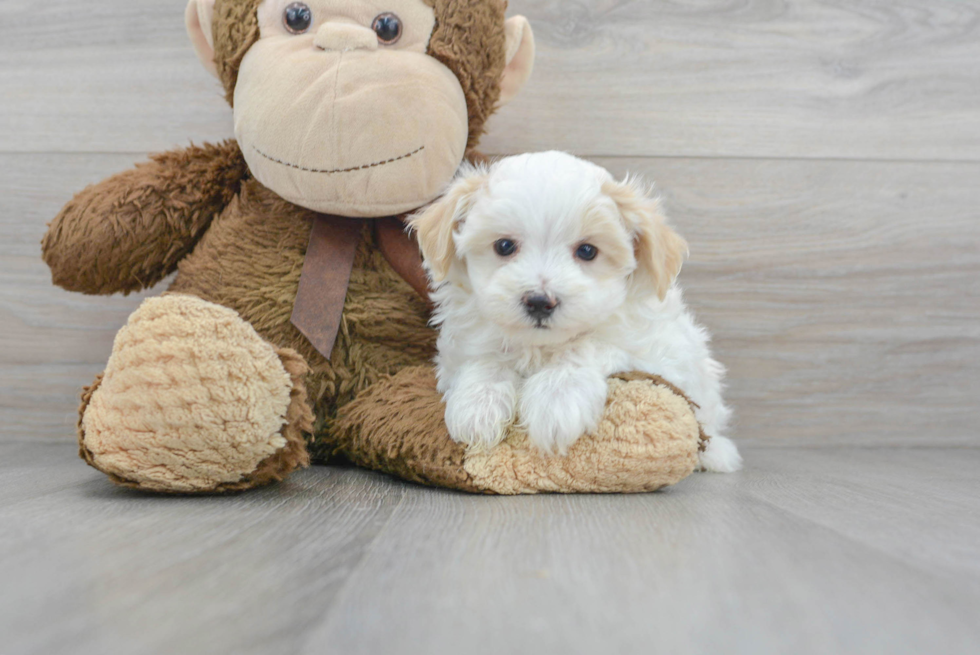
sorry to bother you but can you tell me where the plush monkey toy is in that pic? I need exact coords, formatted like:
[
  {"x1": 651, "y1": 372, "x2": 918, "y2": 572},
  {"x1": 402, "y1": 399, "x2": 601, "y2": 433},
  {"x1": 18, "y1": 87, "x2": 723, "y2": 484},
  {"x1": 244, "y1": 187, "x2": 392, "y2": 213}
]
[{"x1": 41, "y1": 0, "x2": 705, "y2": 494}]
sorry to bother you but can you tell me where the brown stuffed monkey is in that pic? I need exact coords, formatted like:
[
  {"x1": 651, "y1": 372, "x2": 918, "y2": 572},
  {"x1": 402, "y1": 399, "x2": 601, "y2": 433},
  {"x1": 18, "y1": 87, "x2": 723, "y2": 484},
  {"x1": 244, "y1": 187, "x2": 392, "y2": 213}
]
[{"x1": 41, "y1": 0, "x2": 704, "y2": 494}]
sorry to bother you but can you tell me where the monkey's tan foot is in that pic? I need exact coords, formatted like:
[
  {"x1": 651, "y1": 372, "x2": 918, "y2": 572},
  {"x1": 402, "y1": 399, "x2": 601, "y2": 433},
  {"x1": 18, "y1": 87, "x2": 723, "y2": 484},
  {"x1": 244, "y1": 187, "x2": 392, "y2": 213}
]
[
  {"x1": 78, "y1": 294, "x2": 313, "y2": 493},
  {"x1": 333, "y1": 367, "x2": 703, "y2": 494}
]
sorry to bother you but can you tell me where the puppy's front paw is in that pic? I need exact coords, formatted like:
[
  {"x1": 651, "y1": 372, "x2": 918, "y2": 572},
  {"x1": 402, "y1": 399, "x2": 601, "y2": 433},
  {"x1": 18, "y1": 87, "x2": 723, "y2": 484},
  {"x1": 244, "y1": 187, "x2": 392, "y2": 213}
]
[
  {"x1": 520, "y1": 371, "x2": 608, "y2": 455},
  {"x1": 444, "y1": 381, "x2": 517, "y2": 451}
]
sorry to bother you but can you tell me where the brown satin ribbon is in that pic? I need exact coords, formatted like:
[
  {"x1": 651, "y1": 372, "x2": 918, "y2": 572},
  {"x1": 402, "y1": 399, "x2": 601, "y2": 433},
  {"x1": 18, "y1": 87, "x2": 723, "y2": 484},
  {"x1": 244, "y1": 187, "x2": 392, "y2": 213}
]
[
  {"x1": 291, "y1": 213, "x2": 430, "y2": 359},
  {"x1": 375, "y1": 216, "x2": 432, "y2": 306}
]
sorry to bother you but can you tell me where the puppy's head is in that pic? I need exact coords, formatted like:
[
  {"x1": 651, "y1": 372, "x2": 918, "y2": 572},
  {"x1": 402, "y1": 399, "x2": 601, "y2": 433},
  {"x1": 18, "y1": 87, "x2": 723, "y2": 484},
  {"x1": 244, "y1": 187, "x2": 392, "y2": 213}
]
[{"x1": 410, "y1": 152, "x2": 688, "y2": 343}]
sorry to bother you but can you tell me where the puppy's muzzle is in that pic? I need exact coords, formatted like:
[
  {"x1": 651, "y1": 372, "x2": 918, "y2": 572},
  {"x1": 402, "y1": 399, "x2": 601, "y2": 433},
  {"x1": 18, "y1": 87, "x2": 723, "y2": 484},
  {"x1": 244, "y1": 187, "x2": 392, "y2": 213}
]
[{"x1": 522, "y1": 293, "x2": 559, "y2": 325}]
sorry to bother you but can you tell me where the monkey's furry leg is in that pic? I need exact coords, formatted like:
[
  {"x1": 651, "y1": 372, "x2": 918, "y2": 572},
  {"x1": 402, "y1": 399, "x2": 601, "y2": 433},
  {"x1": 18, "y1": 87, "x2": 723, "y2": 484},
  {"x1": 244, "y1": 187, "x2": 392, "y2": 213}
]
[
  {"x1": 332, "y1": 367, "x2": 704, "y2": 494},
  {"x1": 78, "y1": 294, "x2": 313, "y2": 494}
]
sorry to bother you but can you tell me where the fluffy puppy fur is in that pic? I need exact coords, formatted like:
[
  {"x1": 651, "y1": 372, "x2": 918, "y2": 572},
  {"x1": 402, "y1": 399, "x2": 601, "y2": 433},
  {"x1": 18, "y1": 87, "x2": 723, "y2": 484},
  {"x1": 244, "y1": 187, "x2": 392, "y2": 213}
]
[{"x1": 409, "y1": 151, "x2": 742, "y2": 473}]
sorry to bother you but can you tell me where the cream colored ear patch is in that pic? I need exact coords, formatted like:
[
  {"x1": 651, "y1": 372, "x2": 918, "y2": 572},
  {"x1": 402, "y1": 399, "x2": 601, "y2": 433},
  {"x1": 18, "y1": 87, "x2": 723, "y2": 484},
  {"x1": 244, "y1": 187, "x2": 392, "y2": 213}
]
[
  {"x1": 80, "y1": 294, "x2": 294, "y2": 493},
  {"x1": 463, "y1": 377, "x2": 701, "y2": 494}
]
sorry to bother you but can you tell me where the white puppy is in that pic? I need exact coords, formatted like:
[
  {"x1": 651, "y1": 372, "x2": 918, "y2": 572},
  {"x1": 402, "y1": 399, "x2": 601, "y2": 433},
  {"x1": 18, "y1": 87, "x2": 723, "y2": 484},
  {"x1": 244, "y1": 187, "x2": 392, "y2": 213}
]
[{"x1": 409, "y1": 151, "x2": 741, "y2": 473}]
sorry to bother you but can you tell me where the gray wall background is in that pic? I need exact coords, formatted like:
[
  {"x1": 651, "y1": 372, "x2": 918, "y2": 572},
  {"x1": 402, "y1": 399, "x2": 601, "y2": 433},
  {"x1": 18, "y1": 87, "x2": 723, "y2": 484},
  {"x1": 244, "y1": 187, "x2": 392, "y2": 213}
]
[{"x1": 1, "y1": 0, "x2": 978, "y2": 445}]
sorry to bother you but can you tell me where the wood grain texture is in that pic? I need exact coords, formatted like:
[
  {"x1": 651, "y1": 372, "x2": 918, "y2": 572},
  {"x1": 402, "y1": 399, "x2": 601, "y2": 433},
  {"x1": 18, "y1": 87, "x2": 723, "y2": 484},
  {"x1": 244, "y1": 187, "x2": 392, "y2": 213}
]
[
  {"x1": 314, "y1": 447, "x2": 980, "y2": 655},
  {"x1": 0, "y1": 154, "x2": 162, "y2": 441},
  {"x1": 592, "y1": 156, "x2": 980, "y2": 445},
  {"x1": 0, "y1": 442, "x2": 408, "y2": 655},
  {"x1": 4, "y1": 153, "x2": 977, "y2": 445},
  {"x1": 3, "y1": 3, "x2": 979, "y2": 653},
  {"x1": 2, "y1": 443, "x2": 978, "y2": 655},
  {"x1": 1, "y1": 0, "x2": 979, "y2": 160},
  {"x1": 487, "y1": 0, "x2": 980, "y2": 159}
]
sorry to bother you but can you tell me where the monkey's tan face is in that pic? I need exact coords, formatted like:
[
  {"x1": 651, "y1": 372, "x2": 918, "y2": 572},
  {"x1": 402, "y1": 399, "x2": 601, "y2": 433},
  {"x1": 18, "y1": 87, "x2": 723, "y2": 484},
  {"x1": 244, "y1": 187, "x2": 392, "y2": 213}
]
[{"x1": 234, "y1": 0, "x2": 469, "y2": 217}]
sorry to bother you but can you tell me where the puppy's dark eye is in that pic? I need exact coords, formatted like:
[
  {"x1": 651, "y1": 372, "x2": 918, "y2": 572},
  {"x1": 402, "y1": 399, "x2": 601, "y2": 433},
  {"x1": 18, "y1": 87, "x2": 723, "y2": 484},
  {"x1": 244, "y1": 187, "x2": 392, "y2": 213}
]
[
  {"x1": 494, "y1": 239, "x2": 518, "y2": 257},
  {"x1": 283, "y1": 2, "x2": 313, "y2": 34},
  {"x1": 372, "y1": 13, "x2": 402, "y2": 44},
  {"x1": 576, "y1": 244, "x2": 599, "y2": 261}
]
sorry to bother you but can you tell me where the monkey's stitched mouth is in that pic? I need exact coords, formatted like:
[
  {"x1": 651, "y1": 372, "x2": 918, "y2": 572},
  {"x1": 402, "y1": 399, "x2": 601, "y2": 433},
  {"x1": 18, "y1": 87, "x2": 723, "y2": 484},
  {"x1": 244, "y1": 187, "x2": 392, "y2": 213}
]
[{"x1": 252, "y1": 145, "x2": 425, "y2": 174}]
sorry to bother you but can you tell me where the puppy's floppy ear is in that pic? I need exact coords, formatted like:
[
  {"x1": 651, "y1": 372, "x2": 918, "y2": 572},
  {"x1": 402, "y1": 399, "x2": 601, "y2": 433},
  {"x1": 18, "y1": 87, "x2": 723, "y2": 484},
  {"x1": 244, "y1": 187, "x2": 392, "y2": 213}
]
[
  {"x1": 603, "y1": 177, "x2": 689, "y2": 301},
  {"x1": 408, "y1": 166, "x2": 489, "y2": 283}
]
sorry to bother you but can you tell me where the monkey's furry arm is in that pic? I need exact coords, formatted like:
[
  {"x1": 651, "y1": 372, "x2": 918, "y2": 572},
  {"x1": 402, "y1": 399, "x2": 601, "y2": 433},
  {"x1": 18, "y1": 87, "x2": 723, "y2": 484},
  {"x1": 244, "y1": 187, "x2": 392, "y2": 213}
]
[{"x1": 42, "y1": 140, "x2": 249, "y2": 295}]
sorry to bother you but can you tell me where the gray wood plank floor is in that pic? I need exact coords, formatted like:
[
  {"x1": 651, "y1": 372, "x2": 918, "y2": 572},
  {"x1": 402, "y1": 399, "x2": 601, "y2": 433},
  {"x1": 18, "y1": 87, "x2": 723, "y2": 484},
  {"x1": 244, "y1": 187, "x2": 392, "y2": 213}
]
[{"x1": 2, "y1": 442, "x2": 978, "y2": 655}]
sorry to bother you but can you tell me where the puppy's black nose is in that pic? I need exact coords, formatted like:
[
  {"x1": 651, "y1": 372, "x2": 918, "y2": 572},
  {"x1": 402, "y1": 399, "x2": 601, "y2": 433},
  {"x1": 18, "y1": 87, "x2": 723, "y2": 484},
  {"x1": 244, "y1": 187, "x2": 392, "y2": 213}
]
[{"x1": 523, "y1": 294, "x2": 558, "y2": 321}]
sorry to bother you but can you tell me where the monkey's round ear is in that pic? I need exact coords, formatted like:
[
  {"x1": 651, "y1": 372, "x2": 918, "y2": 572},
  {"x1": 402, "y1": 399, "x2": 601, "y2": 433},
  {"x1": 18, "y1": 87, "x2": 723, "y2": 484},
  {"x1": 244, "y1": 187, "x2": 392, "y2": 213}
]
[
  {"x1": 186, "y1": 0, "x2": 219, "y2": 79},
  {"x1": 498, "y1": 16, "x2": 536, "y2": 107}
]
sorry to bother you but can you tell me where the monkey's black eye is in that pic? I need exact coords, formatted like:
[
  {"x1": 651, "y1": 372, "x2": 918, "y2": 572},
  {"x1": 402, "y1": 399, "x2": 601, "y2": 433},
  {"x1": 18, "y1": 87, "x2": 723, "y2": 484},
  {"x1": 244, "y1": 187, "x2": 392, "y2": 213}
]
[
  {"x1": 494, "y1": 239, "x2": 518, "y2": 257},
  {"x1": 283, "y1": 2, "x2": 313, "y2": 34},
  {"x1": 576, "y1": 244, "x2": 599, "y2": 261},
  {"x1": 372, "y1": 13, "x2": 402, "y2": 45}
]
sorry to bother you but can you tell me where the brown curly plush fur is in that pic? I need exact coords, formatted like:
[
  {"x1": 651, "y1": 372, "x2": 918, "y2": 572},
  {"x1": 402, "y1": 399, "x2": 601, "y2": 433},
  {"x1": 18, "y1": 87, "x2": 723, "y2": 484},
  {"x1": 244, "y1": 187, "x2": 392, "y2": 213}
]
[
  {"x1": 44, "y1": 1, "x2": 703, "y2": 495},
  {"x1": 76, "y1": 296, "x2": 315, "y2": 494},
  {"x1": 78, "y1": 349, "x2": 312, "y2": 495},
  {"x1": 42, "y1": 141, "x2": 248, "y2": 296},
  {"x1": 334, "y1": 368, "x2": 702, "y2": 495},
  {"x1": 167, "y1": 179, "x2": 437, "y2": 462},
  {"x1": 334, "y1": 366, "x2": 481, "y2": 491},
  {"x1": 212, "y1": 0, "x2": 507, "y2": 150},
  {"x1": 426, "y1": 0, "x2": 508, "y2": 150}
]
